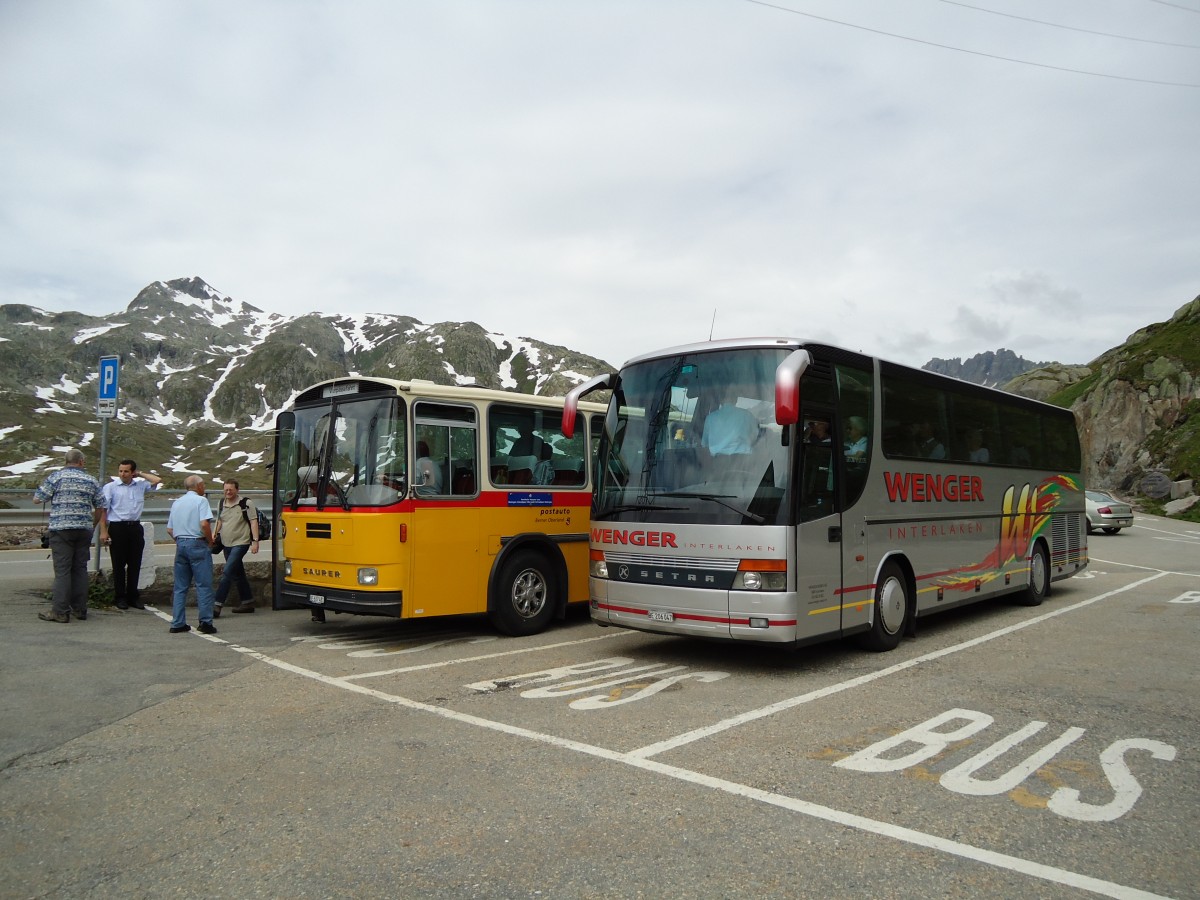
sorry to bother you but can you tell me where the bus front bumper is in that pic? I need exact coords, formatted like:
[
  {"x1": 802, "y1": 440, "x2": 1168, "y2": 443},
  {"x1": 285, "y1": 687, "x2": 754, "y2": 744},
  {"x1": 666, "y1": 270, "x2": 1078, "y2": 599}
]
[{"x1": 280, "y1": 581, "x2": 403, "y2": 618}]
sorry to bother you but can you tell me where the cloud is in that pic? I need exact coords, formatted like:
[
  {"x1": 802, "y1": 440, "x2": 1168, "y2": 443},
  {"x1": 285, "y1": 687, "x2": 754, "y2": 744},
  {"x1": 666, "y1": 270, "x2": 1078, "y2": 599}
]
[{"x1": 0, "y1": 0, "x2": 1196, "y2": 373}]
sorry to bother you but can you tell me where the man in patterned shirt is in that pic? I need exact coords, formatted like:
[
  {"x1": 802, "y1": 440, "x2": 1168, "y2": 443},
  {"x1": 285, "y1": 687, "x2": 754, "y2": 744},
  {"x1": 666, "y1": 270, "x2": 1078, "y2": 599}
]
[{"x1": 33, "y1": 448, "x2": 107, "y2": 623}]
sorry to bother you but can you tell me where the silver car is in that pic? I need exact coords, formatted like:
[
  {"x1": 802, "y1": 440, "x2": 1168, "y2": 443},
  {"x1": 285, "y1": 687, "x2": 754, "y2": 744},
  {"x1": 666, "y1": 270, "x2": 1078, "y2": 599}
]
[{"x1": 1086, "y1": 490, "x2": 1134, "y2": 534}]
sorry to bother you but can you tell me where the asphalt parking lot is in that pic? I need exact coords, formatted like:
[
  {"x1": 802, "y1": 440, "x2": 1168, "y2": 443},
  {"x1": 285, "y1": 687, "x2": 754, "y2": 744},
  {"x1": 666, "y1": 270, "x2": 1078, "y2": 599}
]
[{"x1": 2, "y1": 517, "x2": 1197, "y2": 899}]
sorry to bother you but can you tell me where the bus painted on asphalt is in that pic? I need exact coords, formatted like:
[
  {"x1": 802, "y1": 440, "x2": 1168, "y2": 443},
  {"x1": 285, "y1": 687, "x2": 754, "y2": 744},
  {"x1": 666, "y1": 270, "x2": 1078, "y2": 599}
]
[
  {"x1": 562, "y1": 338, "x2": 1087, "y2": 650},
  {"x1": 273, "y1": 377, "x2": 604, "y2": 635}
]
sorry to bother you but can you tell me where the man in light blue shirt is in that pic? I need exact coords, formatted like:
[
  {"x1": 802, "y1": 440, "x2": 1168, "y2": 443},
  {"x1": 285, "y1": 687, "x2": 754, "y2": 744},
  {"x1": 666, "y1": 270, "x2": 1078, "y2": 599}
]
[
  {"x1": 165, "y1": 475, "x2": 217, "y2": 634},
  {"x1": 701, "y1": 386, "x2": 759, "y2": 457},
  {"x1": 99, "y1": 458, "x2": 162, "y2": 611}
]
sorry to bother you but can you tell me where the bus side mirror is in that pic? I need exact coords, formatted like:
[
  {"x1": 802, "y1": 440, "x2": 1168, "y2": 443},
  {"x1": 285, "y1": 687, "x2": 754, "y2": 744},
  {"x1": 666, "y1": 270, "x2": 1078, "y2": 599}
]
[
  {"x1": 775, "y1": 349, "x2": 811, "y2": 426},
  {"x1": 563, "y1": 372, "x2": 615, "y2": 437}
]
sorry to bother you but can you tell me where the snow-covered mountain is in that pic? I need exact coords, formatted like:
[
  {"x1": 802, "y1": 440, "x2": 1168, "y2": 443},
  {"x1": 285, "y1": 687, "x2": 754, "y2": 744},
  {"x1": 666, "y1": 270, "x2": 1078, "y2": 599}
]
[{"x1": 0, "y1": 277, "x2": 613, "y2": 487}]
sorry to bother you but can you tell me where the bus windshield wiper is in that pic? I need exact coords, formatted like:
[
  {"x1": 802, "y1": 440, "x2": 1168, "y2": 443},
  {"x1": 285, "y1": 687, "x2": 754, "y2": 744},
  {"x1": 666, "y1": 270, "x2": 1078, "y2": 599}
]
[
  {"x1": 661, "y1": 491, "x2": 765, "y2": 524},
  {"x1": 600, "y1": 502, "x2": 688, "y2": 515}
]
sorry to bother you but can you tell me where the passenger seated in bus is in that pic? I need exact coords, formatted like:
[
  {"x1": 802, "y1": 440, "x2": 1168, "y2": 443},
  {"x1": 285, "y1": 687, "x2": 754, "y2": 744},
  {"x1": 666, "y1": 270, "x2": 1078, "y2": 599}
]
[
  {"x1": 805, "y1": 419, "x2": 831, "y2": 444},
  {"x1": 533, "y1": 444, "x2": 556, "y2": 485},
  {"x1": 414, "y1": 441, "x2": 443, "y2": 494},
  {"x1": 966, "y1": 428, "x2": 989, "y2": 463},
  {"x1": 701, "y1": 386, "x2": 758, "y2": 457},
  {"x1": 844, "y1": 416, "x2": 868, "y2": 461},
  {"x1": 914, "y1": 421, "x2": 946, "y2": 460}
]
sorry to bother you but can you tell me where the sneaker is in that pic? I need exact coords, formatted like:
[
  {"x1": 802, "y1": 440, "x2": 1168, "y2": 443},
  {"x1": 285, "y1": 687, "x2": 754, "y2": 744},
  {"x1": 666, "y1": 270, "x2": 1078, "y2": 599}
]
[
  {"x1": 116, "y1": 599, "x2": 129, "y2": 610},
  {"x1": 128, "y1": 599, "x2": 145, "y2": 610},
  {"x1": 231, "y1": 604, "x2": 255, "y2": 614},
  {"x1": 169, "y1": 624, "x2": 191, "y2": 634},
  {"x1": 38, "y1": 610, "x2": 70, "y2": 623},
  {"x1": 213, "y1": 605, "x2": 222, "y2": 618},
  {"x1": 198, "y1": 622, "x2": 218, "y2": 635}
]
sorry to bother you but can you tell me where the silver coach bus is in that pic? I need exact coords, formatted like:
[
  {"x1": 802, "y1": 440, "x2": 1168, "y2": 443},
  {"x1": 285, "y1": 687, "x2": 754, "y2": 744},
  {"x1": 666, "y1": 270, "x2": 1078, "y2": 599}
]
[{"x1": 562, "y1": 338, "x2": 1087, "y2": 651}]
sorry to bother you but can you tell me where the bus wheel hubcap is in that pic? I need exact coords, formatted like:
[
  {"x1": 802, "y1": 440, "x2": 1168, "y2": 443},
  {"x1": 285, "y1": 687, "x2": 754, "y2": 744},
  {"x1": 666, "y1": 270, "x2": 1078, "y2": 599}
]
[
  {"x1": 879, "y1": 577, "x2": 905, "y2": 634},
  {"x1": 513, "y1": 569, "x2": 546, "y2": 618}
]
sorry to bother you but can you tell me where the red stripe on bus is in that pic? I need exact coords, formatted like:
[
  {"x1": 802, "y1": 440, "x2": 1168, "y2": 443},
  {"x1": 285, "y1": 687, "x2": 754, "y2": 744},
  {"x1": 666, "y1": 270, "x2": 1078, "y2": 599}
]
[
  {"x1": 835, "y1": 583, "x2": 876, "y2": 596},
  {"x1": 597, "y1": 602, "x2": 796, "y2": 627},
  {"x1": 340, "y1": 489, "x2": 593, "y2": 512}
]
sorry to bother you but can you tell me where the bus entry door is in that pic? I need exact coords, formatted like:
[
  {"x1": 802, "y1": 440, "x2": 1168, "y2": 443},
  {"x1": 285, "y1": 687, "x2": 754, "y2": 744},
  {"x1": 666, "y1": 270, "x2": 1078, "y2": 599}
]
[
  {"x1": 794, "y1": 416, "x2": 844, "y2": 640},
  {"x1": 410, "y1": 505, "x2": 480, "y2": 618}
]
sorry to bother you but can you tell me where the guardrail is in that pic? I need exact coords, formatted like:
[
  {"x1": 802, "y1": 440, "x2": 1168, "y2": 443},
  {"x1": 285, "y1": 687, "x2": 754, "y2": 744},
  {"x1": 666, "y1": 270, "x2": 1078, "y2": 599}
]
[{"x1": 0, "y1": 491, "x2": 275, "y2": 529}]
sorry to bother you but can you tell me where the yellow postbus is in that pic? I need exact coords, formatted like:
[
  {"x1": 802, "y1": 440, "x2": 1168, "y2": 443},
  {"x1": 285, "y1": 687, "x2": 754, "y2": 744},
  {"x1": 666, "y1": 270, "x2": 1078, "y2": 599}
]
[{"x1": 272, "y1": 377, "x2": 604, "y2": 635}]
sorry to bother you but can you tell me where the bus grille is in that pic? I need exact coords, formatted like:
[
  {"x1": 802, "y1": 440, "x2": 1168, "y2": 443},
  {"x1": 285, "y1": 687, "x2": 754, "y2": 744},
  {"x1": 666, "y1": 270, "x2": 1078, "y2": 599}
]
[
  {"x1": 306, "y1": 523, "x2": 333, "y2": 539},
  {"x1": 1051, "y1": 513, "x2": 1083, "y2": 563},
  {"x1": 603, "y1": 551, "x2": 740, "y2": 571}
]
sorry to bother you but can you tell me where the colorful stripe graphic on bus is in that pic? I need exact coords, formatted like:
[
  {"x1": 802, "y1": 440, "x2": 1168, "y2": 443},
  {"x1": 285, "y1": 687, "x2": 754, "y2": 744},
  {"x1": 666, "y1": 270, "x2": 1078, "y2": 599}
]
[{"x1": 937, "y1": 475, "x2": 1082, "y2": 595}]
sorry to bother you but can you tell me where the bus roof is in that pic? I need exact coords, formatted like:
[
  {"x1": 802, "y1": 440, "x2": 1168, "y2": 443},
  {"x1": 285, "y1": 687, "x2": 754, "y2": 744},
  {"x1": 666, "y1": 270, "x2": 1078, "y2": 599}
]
[
  {"x1": 617, "y1": 338, "x2": 1074, "y2": 417},
  {"x1": 294, "y1": 376, "x2": 606, "y2": 411}
]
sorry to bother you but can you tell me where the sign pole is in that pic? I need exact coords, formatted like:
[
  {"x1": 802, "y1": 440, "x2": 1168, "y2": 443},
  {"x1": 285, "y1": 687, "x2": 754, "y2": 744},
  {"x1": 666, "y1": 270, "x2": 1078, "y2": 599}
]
[
  {"x1": 94, "y1": 416, "x2": 109, "y2": 573},
  {"x1": 95, "y1": 356, "x2": 120, "y2": 573}
]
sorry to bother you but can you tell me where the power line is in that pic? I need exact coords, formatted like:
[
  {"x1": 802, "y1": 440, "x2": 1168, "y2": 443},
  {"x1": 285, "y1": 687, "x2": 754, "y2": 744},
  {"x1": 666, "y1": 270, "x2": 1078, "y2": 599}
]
[
  {"x1": 1145, "y1": 0, "x2": 1200, "y2": 14},
  {"x1": 742, "y1": 0, "x2": 1200, "y2": 88},
  {"x1": 937, "y1": 0, "x2": 1200, "y2": 50}
]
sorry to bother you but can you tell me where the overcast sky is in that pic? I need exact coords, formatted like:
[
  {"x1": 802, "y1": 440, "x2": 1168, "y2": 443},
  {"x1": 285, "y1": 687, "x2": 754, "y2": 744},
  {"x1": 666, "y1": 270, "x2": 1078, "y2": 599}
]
[{"x1": 2, "y1": 1, "x2": 1197, "y2": 371}]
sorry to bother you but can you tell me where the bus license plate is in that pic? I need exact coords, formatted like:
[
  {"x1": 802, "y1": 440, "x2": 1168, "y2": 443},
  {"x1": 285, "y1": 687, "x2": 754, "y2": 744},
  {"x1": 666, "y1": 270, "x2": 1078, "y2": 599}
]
[
  {"x1": 310, "y1": 594, "x2": 325, "y2": 605},
  {"x1": 648, "y1": 610, "x2": 674, "y2": 623}
]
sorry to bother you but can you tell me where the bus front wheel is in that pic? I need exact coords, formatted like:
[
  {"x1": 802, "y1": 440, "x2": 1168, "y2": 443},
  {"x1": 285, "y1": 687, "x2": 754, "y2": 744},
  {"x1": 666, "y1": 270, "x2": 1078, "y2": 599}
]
[
  {"x1": 857, "y1": 561, "x2": 910, "y2": 652},
  {"x1": 1019, "y1": 542, "x2": 1051, "y2": 606},
  {"x1": 490, "y1": 550, "x2": 556, "y2": 636}
]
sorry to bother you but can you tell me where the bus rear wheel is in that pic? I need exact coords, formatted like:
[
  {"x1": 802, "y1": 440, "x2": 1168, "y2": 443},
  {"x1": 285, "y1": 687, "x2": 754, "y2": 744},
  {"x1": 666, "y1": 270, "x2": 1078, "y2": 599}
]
[
  {"x1": 857, "y1": 561, "x2": 909, "y2": 652},
  {"x1": 1019, "y1": 541, "x2": 1051, "y2": 606},
  {"x1": 490, "y1": 550, "x2": 556, "y2": 636}
]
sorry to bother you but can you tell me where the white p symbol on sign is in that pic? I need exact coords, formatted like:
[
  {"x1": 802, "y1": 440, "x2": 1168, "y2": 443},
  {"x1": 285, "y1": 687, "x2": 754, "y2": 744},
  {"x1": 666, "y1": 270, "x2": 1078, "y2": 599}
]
[{"x1": 98, "y1": 356, "x2": 119, "y2": 400}]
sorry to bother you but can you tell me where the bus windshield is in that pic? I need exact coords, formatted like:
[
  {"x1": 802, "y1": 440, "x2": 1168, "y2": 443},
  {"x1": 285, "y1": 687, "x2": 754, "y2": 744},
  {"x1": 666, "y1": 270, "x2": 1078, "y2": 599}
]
[
  {"x1": 594, "y1": 346, "x2": 793, "y2": 526},
  {"x1": 288, "y1": 394, "x2": 407, "y2": 508}
]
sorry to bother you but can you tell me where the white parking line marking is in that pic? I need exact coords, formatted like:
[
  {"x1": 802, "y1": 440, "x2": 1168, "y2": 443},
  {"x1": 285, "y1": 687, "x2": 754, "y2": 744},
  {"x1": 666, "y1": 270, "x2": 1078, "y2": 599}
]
[
  {"x1": 627, "y1": 571, "x2": 1169, "y2": 760},
  {"x1": 341, "y1": 631, "x2": 630, "y2": 680},
  {"x1": 1132, "y1": 523, "x2": 1200, "y2": 540},
  {"x1": 1091, "y1": 557, "x2": 1200, "y2": 578},
  {"x1": 227, "y1": 644, "x2": 1170, "y2": 900}
]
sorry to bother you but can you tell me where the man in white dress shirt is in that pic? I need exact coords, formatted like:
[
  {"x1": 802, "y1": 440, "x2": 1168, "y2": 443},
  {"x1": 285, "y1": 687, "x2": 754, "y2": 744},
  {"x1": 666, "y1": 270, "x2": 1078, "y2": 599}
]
[{"x1": 99, "y1": 459, "x2": 162, "y2": 610}]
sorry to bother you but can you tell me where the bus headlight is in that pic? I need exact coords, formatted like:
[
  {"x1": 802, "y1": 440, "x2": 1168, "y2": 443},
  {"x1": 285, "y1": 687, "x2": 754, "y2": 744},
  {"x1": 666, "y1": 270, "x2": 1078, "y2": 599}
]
[
  {"x1": 284, "y1": 560, "x2": 292, "y2": 576},
  {"x1": 734, "y1": 560, "x2": 787, "y2": 591},
  {"x1": 358, "y1": 567, "x2": 379, "y2": 586},
  {"x1": 589, "y1": 549, "x2": 609, "y2": 579}
]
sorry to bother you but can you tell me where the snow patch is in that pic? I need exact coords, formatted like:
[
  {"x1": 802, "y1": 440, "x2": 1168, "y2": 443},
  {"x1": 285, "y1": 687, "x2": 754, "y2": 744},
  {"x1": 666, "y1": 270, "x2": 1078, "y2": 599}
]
[
  {"x1": 0, "y1": 456, "x2": 54, "y2": 477},
  {"x1": 73, "y1": 323, "x2": 129, "y2": 344}
]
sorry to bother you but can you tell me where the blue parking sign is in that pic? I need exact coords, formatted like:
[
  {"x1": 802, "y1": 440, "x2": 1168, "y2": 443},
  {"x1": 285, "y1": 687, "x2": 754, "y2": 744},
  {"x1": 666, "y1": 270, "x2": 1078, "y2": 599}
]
[
  {"x1": 98, "y1": 356, "x2": 119, "y2": 400},
  {"x1": 98, "y1": 355, "x2": 119, "y2": 417}
]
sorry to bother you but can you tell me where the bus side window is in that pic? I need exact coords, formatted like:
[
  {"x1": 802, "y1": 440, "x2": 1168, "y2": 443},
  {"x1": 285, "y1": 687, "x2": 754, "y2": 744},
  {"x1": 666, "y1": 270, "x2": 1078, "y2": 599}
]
[{"x1": 414, "y1": 402, "x2": 478, "y2": 499}]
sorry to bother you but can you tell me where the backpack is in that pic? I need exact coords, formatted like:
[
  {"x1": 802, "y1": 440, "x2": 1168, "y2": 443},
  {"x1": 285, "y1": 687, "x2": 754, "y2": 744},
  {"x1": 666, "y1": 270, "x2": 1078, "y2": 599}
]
[{"x1": 219, "y1": 497, "x2": 272, "y2": 541}]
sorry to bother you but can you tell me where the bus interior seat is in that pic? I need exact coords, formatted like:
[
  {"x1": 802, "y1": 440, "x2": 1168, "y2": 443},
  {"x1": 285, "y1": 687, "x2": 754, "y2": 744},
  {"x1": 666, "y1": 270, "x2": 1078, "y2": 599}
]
[
  {"x1": 452, "y1": 467, "x2": 476, "y2": 495},
  {"x1": 552, "y1": 458, "x2": 584, "y2": 485},
  {"x1": 507, "y1": 455, "x2": 537, "y2": 485}
]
